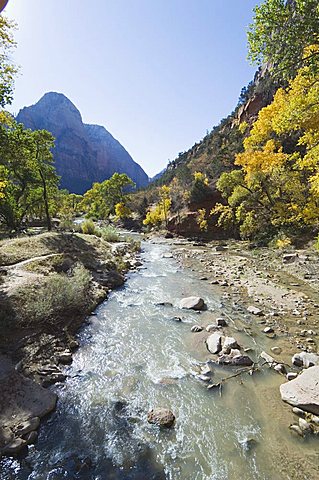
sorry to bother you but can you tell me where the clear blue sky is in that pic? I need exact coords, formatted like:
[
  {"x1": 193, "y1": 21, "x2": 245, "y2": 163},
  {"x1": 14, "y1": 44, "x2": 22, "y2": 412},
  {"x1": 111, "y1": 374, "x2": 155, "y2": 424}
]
[{"x1": 5, "y1": 0, "x2": 260, "y2": 177}]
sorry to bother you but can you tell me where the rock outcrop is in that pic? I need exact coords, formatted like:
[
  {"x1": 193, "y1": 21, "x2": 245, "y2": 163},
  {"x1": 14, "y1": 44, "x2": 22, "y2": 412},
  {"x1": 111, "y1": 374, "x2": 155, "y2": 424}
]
[{"x1": 16, "y1": 92, "x2": 149, "y2": 194}]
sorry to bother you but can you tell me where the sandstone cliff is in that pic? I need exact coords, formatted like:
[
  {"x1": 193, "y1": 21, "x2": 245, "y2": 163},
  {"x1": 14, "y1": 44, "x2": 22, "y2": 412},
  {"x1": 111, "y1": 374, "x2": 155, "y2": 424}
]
[{"x1": 16, "y1": 92, "x2": 149, "y2": 193}]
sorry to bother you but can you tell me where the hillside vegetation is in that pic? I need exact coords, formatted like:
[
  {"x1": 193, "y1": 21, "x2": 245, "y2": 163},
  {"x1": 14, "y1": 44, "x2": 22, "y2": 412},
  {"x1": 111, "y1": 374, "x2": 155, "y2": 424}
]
[{"x1": 131, "y1": 0, "x2": 319, "y2": 246}]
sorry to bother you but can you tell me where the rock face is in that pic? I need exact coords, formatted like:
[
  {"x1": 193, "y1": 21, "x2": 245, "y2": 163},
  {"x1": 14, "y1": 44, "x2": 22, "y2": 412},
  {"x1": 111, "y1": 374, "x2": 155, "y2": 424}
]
[
  {"x1": 16, "y1": 92, "x2": 149, "y2": 194},
  {"x1": 147, "y1": 408, "x2": 175, "y2": 428},
  {"x1": 280, "y1": 366, "x2": 319, "y2": 415}
]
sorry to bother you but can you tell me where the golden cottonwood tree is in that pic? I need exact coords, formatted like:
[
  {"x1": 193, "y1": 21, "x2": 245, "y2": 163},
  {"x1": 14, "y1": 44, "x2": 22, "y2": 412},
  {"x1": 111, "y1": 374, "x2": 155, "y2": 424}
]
[{"x1": 213, "y1": 52, "x2": 319, "y2": 239}]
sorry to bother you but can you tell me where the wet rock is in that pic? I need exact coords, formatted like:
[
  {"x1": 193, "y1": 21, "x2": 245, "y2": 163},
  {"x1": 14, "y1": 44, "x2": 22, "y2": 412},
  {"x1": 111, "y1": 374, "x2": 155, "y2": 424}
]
[
  {"x1": 156, "y1": 302, "x2": 173, "y2": 307},
  {"x1": 171, "y1": 316, "x2": 182, "y2": 322},
  {"x1": 287, "y1": 372, "x2": 298, "y2": 381},
  {"x1": 247, "y1": 306, "x2": 264, "y2": 316},
  {"x1": 280, "y1": 366, "x2": 319, "y2": 415},
  {"x1": 218, "y1": 354, "x2": 253, "y2": 367},
  {"x1": 196, "y1": 374, "x2": 211, "y2": 382},
  {"x1": 240, "y1": 437, "x2": 258, "y2": 452},
  {"x1": 200, "y1": 365, "x2": 213, "y2": 376},
  {"x1": 191, "y1": 325, "x2": 203, "y2": 333},
  {"x1": 24, "y1": 431, "x2": 38, "y2": 445},
  {"x1": 147, "y1": 408, "x2": 175, "y2": 428},
  {"x1": 216, "y1": 317, "x2": 227, "y2": 327},
  {"x1": 206, "y1": 332, "x2": 223, "y2": 354},
  {"x1": 69, "y1": 339, "x2": 79, "y2": 350},
  {"x1": 223, "y1": 336, "x2": 240, "y2": 350},
  {"x1": 57, "y1": 350, "x2": 72, "y2": 364},
  {"x1": 15, "y1": 417, "x2": 40, "y2": 436},
  {"x1": 260, "y1": 351, "x2": 276, "y2": 366},
  {"x1": 271, "y1": 347, "x2": 282, "y2": 355},
  {"x1": 3, "y1": 438, "x2": 27, "y2": 455},
  {"x1": 179, "y1": 296, "x2": 205, "y2": 311}
]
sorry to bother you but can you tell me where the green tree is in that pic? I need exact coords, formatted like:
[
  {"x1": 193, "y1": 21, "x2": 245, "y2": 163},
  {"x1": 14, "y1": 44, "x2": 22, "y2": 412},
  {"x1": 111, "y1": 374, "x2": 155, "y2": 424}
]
[
  {"x1": 248, "y1": 0, "x2": 319, "y2": 79},
  {"x1": 81, "y1": 173, "x2": 135, "y2": 219},
  {"x1": 0, "y1": 15, "x2": 18, "y2": 107},
  {"x1": 0, "y1": 121, "x2": 59, "y2": 230}
]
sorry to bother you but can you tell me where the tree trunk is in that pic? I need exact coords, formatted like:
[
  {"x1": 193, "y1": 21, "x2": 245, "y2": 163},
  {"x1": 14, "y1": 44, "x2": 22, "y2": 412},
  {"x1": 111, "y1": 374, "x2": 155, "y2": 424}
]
[{"x1": 39, "y1": 169, "x2": 52, "y2": 231}]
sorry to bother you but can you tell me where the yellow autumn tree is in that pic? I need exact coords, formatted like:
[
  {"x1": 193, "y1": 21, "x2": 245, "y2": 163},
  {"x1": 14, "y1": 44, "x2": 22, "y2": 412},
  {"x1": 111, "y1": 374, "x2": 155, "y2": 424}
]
[
  {"x1": 213, "y1": 50, "x2": 319, "y2": 240},
  {"x1": 143, "y1": 185, "x2": 171, "y2": 229}
]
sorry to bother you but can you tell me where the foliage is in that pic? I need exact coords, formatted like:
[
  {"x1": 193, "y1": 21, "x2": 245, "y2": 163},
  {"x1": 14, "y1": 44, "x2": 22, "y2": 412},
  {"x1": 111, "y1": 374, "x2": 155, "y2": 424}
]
[
  {"x1": 143, "y1": 185, "x2": 171, "y2": 229},
  {"x1": 248, "y1": 0, "x2": 319, "y2": 78},
  {"x1": 0, "y1": 15, "x2": 18, "y2": 107},
  {"x1": 213, "y1": 58, "x2": 319, "y2": 240},
  {"x1": 18, "y1": 264, "x2": 91, "y2": 325},
  {"x1": 197, "y1": 208, "x2": 208, "y2": 232},
  {"x1": 115, "y1": 201, "x2": 131, "y2": 219},
  {"x1": 81, "y1": 173, "x2": 134, "y2": 219},
  {"x1": 99, "y1": 225, "x2": 120, "y2": 242},
  {"x1": 0, "y1": 120, "x2": 59, "y2": 230},
  {"x1": 190, "y1": 171, "x2": 211, "y2": 203},
  {"x1": 81, "y1": 219, "x2": 97, "y2": 235}
]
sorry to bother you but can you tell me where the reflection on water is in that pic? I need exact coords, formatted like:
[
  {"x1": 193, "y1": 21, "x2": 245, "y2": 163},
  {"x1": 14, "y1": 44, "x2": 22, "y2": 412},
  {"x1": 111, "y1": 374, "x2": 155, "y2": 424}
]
[{"x1": 1, "y1": 240, "x2": 318, "y2": 479}]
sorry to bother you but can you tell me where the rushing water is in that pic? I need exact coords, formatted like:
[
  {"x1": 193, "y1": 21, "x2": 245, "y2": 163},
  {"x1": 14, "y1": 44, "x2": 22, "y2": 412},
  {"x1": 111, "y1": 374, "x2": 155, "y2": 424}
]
[{"x1": 1, "y1": 239, "x2": 319, "y2": 480}]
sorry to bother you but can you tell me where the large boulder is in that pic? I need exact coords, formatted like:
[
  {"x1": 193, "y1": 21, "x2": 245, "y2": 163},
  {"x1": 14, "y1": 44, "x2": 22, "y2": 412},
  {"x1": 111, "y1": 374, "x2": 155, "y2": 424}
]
[
  {"x1": 179, "y1": 296, "x2": 205, "y2": 311},
  {"x1": 280, "y1": 366, "x2": 319, "y2": 415},
  {"x1": 206, "y1": 333, "x2": 223, "y2": 354},
  {"x1": 147, "y1": 408, "x2": 175, "y2": 428}
]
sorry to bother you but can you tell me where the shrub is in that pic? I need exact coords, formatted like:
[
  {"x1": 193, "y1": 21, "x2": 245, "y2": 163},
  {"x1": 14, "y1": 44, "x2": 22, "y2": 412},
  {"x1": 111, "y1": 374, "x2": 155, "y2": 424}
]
[
  {"x1": 17, "y1": 264, "x2": 92, "y2": 325},
  {"x1": 99, "y1": 225, "x2": 120, "y2": 242},
  {"x1": 81, "y1": 219, "x2": 97, "y2": 235}
]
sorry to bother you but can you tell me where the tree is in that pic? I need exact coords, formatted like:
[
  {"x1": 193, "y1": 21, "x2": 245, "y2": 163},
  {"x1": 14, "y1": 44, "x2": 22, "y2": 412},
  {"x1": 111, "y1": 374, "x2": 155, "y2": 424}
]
[
  {"x1": 0, "y1": 15, "x2": 18, "y2": 107},
  {"x1": 213, "y1": 56, "x2": 319, "y2": 240},
  {"x1": 248, "y1": 0, "x2": 319, "y2": 79},
  {"x1": 0, "y1": 121, "x2": 59, "y2": 230},
  {"x1": 143, "y1": 185, "x2": 171, "y2": 229},
  {"x1": 81, "y1": 173, "x2": 135, "y2": 219}
]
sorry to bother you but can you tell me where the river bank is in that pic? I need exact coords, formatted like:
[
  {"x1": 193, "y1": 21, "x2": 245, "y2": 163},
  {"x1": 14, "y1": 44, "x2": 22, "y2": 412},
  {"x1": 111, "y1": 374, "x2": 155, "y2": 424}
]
[{"x1": 0, "y1": 231, "x2": 141, "y2": 457}]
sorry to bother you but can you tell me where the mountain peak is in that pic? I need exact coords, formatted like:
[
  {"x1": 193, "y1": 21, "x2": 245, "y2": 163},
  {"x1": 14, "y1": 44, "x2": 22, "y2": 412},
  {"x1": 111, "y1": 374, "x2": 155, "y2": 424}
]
[{"x1": 16, "y1": 92, "x2": 149, "y2": 193}]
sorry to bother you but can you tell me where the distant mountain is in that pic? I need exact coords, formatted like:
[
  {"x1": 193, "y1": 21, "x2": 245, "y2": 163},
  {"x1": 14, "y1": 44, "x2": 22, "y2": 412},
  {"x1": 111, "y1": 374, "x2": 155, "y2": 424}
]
[{"x1": 16, "y1": 92, "x2": 149, "y2": 194}]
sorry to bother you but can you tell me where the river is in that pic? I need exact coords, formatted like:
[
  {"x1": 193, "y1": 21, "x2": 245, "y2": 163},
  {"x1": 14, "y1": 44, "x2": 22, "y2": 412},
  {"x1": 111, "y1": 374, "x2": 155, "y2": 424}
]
[{"x1": 1, "y1": 239, "x2": 318, "y2": 479}]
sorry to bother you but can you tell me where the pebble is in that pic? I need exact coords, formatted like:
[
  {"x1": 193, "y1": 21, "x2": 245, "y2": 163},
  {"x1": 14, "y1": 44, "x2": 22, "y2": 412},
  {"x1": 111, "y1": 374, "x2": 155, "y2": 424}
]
[
  {"x1": 287, "y1": 372, "x2": 298, "y2": 381},
  {"x1": 216, "y1": 317, "x2": 227, "y2": 327},
  {"x1": 191, "y1": 325, "x2": 203, "y2": 333},
  {"x1": 263, "y1": 327, "x2": 274, "y2": 334},
  {"x1": 271, "y1": 347, "x2": 282, "y2": 355},
  {"x1": 299, "y1": 418, "x2": 312, "y2": 433},
  {"x1": 289, "y1": 424, "x2": 303, "y2": 436},
  {"x1": 292, "y1": 407, "x2": 306, "y2": 418},
  {"x1": 274, "y1": 364, "x2": 286, "y2": 374}
]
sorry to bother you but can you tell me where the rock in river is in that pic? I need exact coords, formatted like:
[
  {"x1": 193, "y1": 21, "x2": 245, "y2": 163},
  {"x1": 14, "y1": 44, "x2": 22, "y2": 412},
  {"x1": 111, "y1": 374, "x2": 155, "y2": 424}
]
[
  {"x1": 206, "y1": 333, "x2": 222, "y2": 354},
  {"x1": 179, "y1": 296, "x2": 205, "y2": 311},
  {"x1": 292, "y1": 352, "x2": 319, "y2": 368},
  {"x1": 280, "y1": 366, "x2": 319, "y2": 415},
  {"x1": 147, "y1": 408, "x2": 175, "y2": 428}
]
